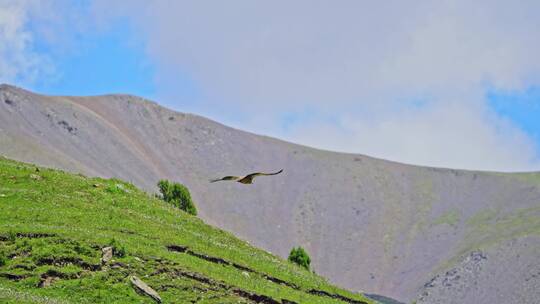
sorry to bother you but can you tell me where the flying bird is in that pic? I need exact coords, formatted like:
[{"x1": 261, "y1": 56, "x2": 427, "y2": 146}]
[{"x1": 210, "y1": 169, "x2": 283, "y2": 184}]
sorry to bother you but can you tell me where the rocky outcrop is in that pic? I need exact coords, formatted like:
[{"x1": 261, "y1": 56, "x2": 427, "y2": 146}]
[
  {"x1": 101, "y1": 247, "x2": 113, "y2": 264},
  {"x1": 38, "y1": 275, "x2": 57, "y2": 288},
  {"x1": 130, "y1": 276, "x2": 162, "y2": 303},
  {"x1": 416, "y1": 237, "x2": 540, "y2": 304},
  {"x1": 417, "y1": 251, "x2": 488, "y2": 303}
]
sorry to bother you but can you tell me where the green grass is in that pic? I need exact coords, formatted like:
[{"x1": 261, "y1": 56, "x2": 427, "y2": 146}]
[
  {"x1": 464, "y1": 206, "x2": 540, "y2": 249},
  {"x1": 460, "y1": 172, "x2": 540, "y2": 250},
  {"x1": 432, "y1": 209, "x2": 461, "y2": 227},
  {"x1": 502, "y1": 172, "x2": 540, "y2": 185},
  {"x1": 432, "y1": 204, "x2": 540, "y2": 279},
  {"x1": 0, "y1": 156, "x2": 373, "y2": 304}
]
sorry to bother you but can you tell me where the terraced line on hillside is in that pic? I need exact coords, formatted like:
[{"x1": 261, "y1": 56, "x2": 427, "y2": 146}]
[
  {"x1": 0, "y1": 234, "x2": 284, "y2": 303},
  {"x1": 166, "y1": 245, "x2": 368, "y2": 304},
  {"x1": 1, "y1": 233, "x2": 366, "y2": 304}
]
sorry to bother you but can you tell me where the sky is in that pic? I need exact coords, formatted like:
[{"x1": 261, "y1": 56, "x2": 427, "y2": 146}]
[{"x1": 1, "y1": 0, "x2": 540, "y2": 172}]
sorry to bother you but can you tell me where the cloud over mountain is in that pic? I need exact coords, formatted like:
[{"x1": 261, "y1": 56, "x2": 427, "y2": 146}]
[
  {"x1": 90, "y1": 0, "x2": 540, "y2": 171},
  {"x1": 3, "y1": 1, "x2": 540, "y2": 170}
]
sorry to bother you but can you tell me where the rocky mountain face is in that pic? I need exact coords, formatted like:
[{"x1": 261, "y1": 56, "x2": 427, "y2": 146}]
[{"x1": 1, "y1": 84, "x2": 539, "y2": 303}]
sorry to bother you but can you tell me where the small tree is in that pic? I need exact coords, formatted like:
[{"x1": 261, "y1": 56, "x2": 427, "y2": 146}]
[
  {"x1": 157, "y1": 180, "x2": 197, "y2": 215},
  {"x1": 288, "y1": 246, "x2": 311, "y2": 270}
]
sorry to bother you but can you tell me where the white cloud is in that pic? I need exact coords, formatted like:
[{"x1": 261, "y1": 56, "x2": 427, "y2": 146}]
[
  {"x1": 287, "y1": 101, "x2": 539, "y2": 171},
  {"x1": 50, "y1": 1, "x2": 540, "y2": 170},
  {"x1": 0, "y1": 1, "x2": 53, "y2": 84},
  {"x1": 0, "y1": 1, "x2": 99, "y2": 86}
]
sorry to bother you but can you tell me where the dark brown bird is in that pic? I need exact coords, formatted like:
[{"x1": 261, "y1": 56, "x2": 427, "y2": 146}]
[{"x1": 210, "y1": 169, "x2": 283, "y2": 184}]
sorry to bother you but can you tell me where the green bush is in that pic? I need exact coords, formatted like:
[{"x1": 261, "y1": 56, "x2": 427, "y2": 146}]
[
  {"x1": 157, "y1": 180, "x2": 172, "y2": 201},
  {"x1": 158, "y1": 180, "x2": 197, "y2": 215},
  {"x1": 288, "y1": 246, "x2": 311, "y2": 270}
]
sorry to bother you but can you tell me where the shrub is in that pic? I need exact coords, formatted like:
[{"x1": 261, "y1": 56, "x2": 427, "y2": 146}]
[
  {"x1": 288, "y1": 246, "x2": 311, "y2": 270},
  {"x1": 157, "y1": 180, "x2": 172, "y2": 201},
  {"x1": 157, "y1": 180, "x2": 197, "y2": 215}
]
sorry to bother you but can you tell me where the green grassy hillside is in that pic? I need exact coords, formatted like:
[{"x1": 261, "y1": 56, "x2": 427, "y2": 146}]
[{"x1": 0, "y1": 156, "x2": 373, "y2": 304}]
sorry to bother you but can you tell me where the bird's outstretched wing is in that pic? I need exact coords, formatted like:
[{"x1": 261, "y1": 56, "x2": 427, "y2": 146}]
[
  {"x1": 237, "y1": 169, "x2": 283, "y2": 184},
  {"x1": 209, "y1": 176, "x2": 240, "y2": 183},
  {"x1": 246, "y1": 169, "x2": 283, "y2": 177}
]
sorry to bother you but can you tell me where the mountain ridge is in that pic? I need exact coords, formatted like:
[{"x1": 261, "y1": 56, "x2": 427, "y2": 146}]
[{"x1": 4, "y1": 83, "x2": 535, "y2": 174}]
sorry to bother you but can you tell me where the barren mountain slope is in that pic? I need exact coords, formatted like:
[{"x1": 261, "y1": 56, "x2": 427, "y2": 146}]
[{"x1": 1, "y1": 84, "x2": 539, "y2": 303}]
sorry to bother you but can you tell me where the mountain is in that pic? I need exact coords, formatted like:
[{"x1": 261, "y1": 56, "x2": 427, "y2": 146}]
[
  {"x1": 1, "y1": 84, "x2": 539, "y2": 303},
  {"x1": 0, "y1": 156, "x2": 374, "y2": 303}
]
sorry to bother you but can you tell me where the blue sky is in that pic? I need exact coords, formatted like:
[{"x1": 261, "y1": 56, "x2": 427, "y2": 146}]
[
  {"x1": 1, "y1": 1, "x2": 540, "y2": 171},
  {"x1": 488, "y1": 87, "x2": 540, "y2": 146},
  {"x1": 29, "y1": 19, "x2": 157, "y2": 99}
]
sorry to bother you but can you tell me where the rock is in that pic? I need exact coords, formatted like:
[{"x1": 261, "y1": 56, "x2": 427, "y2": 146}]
[
  {"x1": 130, "y1": 276, "x2": 162, "y2": 303},
  {"x1": 38, "y1": 276, "x2": 57, "y2": 288},
  {"x1": 29, "y1": 174, "x2": 42, "y2": 180},
  {"x1": 111, "y1": 261, "x2": 127, "y2": 269},
  {"x1": 101, "y1": 246, "x2": 113, "y2": 264},
  {"x1": 416, "y1": 250, "x2": 490, "y2": 303}
]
